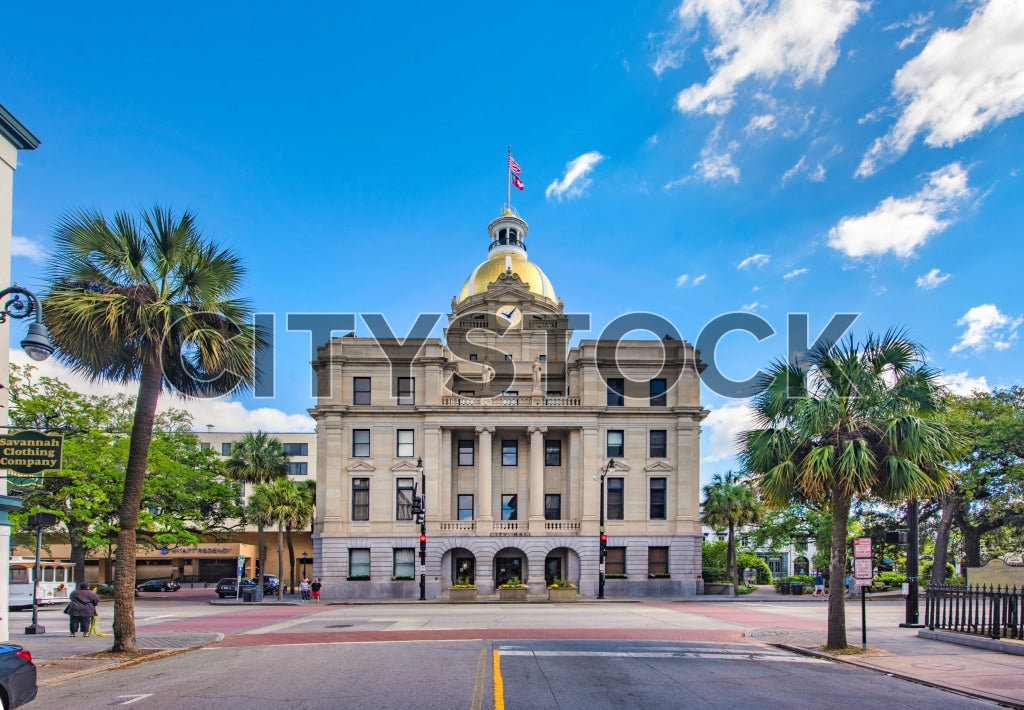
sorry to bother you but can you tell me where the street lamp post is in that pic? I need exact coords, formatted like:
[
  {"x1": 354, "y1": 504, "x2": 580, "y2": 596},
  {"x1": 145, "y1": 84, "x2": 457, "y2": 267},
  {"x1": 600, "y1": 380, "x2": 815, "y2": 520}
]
[
  {"x1": 24, "y1": 512, "x2": 57, "y2": 635},
  {"x1": 900, "y1": 498, "x2": 924, "y2": 628},
  {"x1": 0, "y1": 285, "x2": 55, "y2": 362},
  {"x1": 598, "y1": 459, "x2": 615, "y2": 599},
  {"x1": 300, "y1": 551, "x2": 309, "y2": 582}
]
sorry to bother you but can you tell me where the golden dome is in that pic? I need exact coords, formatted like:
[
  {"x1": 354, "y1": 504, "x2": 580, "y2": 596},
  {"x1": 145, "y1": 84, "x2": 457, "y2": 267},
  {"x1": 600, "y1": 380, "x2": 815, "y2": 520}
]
[{"x1": 457, "y1": 252, "x2": 557, "y2": 303}]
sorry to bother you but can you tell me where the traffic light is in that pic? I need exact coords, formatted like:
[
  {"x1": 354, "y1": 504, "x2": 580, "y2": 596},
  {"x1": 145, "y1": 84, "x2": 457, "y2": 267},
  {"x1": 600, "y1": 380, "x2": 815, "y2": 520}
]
[
  {"x1": 600, "y1": 532, "x2": 608, "y2": 559},
  {"x1": 411, "y1": 494, "x2": 423, "y2": 516},
  {"x1": 419, "y1": 533, "x2": 427, "y2": 545},
  {"x1": 885, "y1": 531, "x2": 908, "y2": 545}
]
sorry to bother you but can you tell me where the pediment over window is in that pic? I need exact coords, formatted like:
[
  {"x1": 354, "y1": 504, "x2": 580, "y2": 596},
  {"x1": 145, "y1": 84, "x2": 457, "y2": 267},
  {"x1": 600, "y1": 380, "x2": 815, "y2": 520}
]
[
  {"x1": 391, "y1": 460, "x2": 420, "y2": 472},
  {"x1": 644, "y1": 460, "x2": 674, "y2": 473},
  {"x1": 604, "y1": 459, "x2": 631, "y2": 473},
  {"x1": 345, "y1": 460, "x2": 376, "y2": 472}
]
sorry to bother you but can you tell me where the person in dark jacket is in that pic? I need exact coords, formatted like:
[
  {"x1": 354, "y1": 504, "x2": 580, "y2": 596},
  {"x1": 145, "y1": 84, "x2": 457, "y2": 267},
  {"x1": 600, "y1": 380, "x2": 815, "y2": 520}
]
[{"x1": 66, "y1": 582, "x2": 100, "y2": 637}]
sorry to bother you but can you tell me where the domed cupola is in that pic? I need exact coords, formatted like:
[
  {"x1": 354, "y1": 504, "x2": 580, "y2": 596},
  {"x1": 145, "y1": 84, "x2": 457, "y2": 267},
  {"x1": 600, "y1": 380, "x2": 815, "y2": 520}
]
[{"x1": 456, "y1": 207, "x2": 556, "y2": 304}]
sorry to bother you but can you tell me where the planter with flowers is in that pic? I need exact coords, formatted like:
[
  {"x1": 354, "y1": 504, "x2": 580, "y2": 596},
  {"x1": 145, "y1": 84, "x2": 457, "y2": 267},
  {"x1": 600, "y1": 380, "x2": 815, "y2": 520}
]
[
  {"x1": 498, "y1": 576, "x2": 528, "y2": 602},
  {"x1": 449, "y1": 577, "x2": 477, "y2": 602},
  {"x1": 547, "y1": 578, "x2": 577, "y2": 602}
]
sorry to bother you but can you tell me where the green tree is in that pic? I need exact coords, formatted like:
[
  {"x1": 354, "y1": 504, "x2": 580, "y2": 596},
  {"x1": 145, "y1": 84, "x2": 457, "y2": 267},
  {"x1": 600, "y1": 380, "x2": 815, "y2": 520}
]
[
  {"x1": 701, "y1": 471, "x2": 762, "y2": 595},
  {"x1": 741, "y1": 331, "x2": 959, "y2": 649},
  {"x1": 41, "y1": 205, "x2": 261, "y2": 652},
  {"x1": 248, "y1": 478, "x2": 313, "y2": 600},
  {"x1": 931, "y1": 387, "x2": 1024, "y2": 583},
  {"x1": 285, "y1": 479, "x2": 316, "y2": 592},
  {"x1": 225, "y1": 432, "x2": 289, "y2": 591}
]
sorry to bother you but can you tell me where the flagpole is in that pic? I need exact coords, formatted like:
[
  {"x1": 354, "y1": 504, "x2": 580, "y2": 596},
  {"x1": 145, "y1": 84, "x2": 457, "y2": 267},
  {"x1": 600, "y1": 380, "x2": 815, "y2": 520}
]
[{"x1": 506, "y1": 145, "x2": 512, "y2": 211}]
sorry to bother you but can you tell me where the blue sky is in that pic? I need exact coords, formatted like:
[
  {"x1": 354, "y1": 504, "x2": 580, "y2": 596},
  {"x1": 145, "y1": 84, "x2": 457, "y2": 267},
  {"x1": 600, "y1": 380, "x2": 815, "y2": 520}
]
[{"x1": 3, "y1": 0, "x2": 1022, "y2": 484}]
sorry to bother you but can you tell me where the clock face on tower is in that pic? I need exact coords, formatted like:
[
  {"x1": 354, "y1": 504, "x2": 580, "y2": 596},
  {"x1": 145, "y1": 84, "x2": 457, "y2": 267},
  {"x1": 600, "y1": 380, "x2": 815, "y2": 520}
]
[{"x1": 495, "y1": 304, "x2": 522, "y2": 328}]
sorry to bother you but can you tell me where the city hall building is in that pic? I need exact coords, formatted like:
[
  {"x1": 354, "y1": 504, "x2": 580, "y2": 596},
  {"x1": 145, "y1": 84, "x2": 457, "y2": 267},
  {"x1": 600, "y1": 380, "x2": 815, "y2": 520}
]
[{"x1": 311, "y1": 207, "x2": 707, "y2": 599}]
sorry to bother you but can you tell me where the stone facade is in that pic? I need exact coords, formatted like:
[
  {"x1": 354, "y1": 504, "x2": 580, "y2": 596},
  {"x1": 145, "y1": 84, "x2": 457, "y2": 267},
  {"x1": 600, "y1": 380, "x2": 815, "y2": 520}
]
[{"x1": 311, "y1": 208, "x2": 707, "y2": 599}]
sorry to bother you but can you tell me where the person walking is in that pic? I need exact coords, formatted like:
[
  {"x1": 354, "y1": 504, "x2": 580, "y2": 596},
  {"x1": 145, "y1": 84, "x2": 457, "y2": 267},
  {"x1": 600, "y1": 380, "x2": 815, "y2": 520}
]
[
  {"x1": 299, "y1": 578, "x2": 311, "y2": 602},
  {"x1": 311, "y1": 578, "x2": 322, "y2": 603},
  {"x1": 65, "y1": 582, "x2": 100, "y2": 637},
  {"x1": 813, "y1": 571, "x2": 825, "y2": 598}
]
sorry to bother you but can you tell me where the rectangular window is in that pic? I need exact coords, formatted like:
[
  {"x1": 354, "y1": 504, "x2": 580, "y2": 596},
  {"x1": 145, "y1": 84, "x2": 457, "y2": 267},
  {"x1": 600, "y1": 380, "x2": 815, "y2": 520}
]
[
  {"x1": 397, "y1": 377, "x2": 415, "y2": 405},
  {"x1": 396, "y1": 429, "x2": 414, "y2": 457},
  {"x1": 286, "y1": 462, "x2": 308, "y2": 475},
  {"x1": 502, "y1": 440, "x2": 518, "y2": 466},
  {"x1": 221, "y1": 443, "x2": 232, "y2": 456},
  {"x1": 469, "y1": 353, "x2": 478, "y2": 361},
  {"x1": 607, "y1": 477, "x2": 624, "y2": 520},
  {"x1": 606, "y1": 547, "x2": 626, "y2": 576},
  {"x1": 606, "y1": 430, "x2": 624, "y2": 458},
  {"x1": 458, "y1": 494, "x2": 474, "y2": 521},
  {"x1": 607, "y1": 378, "x2": 624, "y2": 406},
  {"x1": 349, "y1": 548, "x2": 370, "y2": 578},
  {"x1": 393, "y1": 548, "x2": 415, "y2": 579},
  {"x1": 538, "y1": 354, "x2": 547, "y2": 362},
  {"x1": 650, "y1": 477, "x2": 667, "y2": 520},
  {"x1": 649, "y1": 430, "x2": 667, "y2": 458},
  {"x1": 352, "y1": 478, "x2": 369, "y2": 521},
  {"x1": 352, "y1": 429, "x2": 370, "y2": 457},
  {"x1": 282, "y1": 442, "x2": 308, "y2": 456},
  {"x1": 458, "y1": 439, "x2": 474, "y2": 466},
  {"x1": 649, "y1": 378, "x2": 667, "y2": 407},
  {"x1": 544, "y1": 494, "x2": 561, "y2": 520},
  {"x1": 501, "y1": 494, "x2": 518, "y2": 520},
  {"x1": 648, "y1": 547, "x2": 669, "y2": 576},
  {"x1": 354, "y1": 377, "x2": 371, "y2": 405},
  {"x1": 200, "y1": 442, "x2": 211, "y2": 451},
  {"x1": 545, "y1": 440, "x2": 561, "y2": 466},
  {"x1": 396, "y1": 477, "x2": 414, "y2": 520}
]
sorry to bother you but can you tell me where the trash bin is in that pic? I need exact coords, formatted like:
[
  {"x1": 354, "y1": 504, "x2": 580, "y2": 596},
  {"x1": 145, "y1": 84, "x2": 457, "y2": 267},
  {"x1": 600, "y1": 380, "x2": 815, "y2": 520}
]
[
  {"x1": 250, "y1": 587, "x2": 263, "y2": 602},
  {"x1": 780, "y1": 581, "x2": 791, "y2": 594},
  {"x1": 242, "y1": 588, "x2": 253, "y2": 602}
]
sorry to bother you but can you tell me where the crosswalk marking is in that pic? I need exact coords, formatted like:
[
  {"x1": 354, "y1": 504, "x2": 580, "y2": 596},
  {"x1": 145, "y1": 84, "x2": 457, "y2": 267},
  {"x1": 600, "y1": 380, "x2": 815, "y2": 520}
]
[{"x1": 497, "y1": 648, "x2": 825, "y2": 663}]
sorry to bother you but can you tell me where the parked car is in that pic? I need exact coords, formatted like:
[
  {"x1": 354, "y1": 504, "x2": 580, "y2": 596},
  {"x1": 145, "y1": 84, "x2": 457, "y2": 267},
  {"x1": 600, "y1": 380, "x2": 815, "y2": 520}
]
[
  {"x1": 261, "y1": 574, "x2": 280, "y2": 593},
  {"x1": 136, "y1": 579, "x2": 181, "y2": 593},
  {"x1": 0, "y1": 644, "x2": 37, "y2": 709},
  {"x1": 215, "y1": 577, "x2": 258, "y2": 598}
]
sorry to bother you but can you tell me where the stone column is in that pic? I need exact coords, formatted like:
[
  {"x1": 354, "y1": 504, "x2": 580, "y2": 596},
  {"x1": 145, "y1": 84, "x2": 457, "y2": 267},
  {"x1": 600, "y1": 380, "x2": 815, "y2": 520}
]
[
  {"x1": 528, "y1": 425, "x2": 547, "y2": 523},
  {"x1": 476, "y1": 426, "x2": 494, "y2": 521}
]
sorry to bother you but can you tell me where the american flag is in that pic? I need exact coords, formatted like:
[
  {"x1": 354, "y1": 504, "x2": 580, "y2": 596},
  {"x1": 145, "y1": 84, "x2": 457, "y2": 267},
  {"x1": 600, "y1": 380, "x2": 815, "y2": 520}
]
[{"x1": 508, "y1": 154, "x2": 522, "y2": 176}]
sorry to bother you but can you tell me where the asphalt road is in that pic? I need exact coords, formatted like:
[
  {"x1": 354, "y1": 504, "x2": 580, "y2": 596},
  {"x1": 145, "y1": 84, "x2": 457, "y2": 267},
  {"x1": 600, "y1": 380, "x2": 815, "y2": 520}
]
[{"x1": 34, "y1": 637, "x2": 998, "y2": 710}]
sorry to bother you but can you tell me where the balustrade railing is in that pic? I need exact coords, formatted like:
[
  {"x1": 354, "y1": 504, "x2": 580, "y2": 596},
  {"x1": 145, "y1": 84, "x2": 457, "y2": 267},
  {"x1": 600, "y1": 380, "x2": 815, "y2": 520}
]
[
  {"x1": 440, "y1": 395, "x2": 581, "y2": 407},
  {"x1": 925, "y1": 584, "x2": 1023, "y2": 641}
]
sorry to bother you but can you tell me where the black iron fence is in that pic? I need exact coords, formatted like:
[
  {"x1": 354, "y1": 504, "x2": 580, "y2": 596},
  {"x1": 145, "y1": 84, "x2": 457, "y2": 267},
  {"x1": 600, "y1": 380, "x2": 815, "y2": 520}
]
[{"x1": 925, "y1": 584, "x2": 1023, "y2": 640}]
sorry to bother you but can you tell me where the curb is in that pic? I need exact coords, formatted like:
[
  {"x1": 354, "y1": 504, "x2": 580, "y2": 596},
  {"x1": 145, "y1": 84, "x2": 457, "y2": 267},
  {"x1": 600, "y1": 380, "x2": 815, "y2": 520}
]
[{"x1": 771, "y1": 642, "x2": 1024, "y2": 709}]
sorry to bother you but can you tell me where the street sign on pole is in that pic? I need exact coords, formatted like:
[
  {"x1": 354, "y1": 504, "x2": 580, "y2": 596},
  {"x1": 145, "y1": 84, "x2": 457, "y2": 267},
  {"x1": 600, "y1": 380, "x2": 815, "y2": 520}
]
[
  {"x1": 853, "y1": 537, "x2": 872, "y2": 559},
  {"x1": 854, "y1": 558, "x2": 873, "y2": 581}
]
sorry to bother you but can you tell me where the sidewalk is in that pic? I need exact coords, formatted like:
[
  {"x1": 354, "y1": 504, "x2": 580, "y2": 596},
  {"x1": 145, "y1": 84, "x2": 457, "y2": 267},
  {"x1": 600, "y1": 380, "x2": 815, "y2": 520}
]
[{"x1": 743, "y1": 585, "x2": 1024, "y2": 708}]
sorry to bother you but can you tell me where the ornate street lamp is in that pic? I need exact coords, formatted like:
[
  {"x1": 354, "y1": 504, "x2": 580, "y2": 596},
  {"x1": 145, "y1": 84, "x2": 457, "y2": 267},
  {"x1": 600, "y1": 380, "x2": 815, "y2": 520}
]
[
  {"x1": 0, "y1": 284, "x2": 54, "y2": 362},
  {"x1": 300, "y1": 551, "x2": 309, "y2": 581},
  {"x1": 598, "y1": 458, "x2": 615, "y2": 599},
  {"x1": 415, "y1": 457, "x2": 426, "y2": 601}
]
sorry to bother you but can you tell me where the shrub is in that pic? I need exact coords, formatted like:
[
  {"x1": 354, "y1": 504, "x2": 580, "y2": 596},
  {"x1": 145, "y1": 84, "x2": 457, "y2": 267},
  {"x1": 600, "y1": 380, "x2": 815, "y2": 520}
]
[
  {"x1": 548, "y1": 577, "x2": 576, "y2": 588},
  {"x1": 920, "y1": 561, "x2": 956, "y2": 581},
  {"x1": 877, "y1": 571, "x2": 906, "y2": 589},
  {"x1": 499, "y1": 576, "x2": 526, "y2": 588},
  {"x1": 737, "y1": 553, "x2": 773, "y2": 585}
]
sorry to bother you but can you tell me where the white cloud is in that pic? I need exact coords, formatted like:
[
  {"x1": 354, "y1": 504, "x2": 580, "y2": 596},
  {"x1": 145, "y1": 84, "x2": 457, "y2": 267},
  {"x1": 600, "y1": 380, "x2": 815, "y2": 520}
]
[
  {"x1": 545, "y1": 151, "x2": 606, "y2": 202},
  {"x1": 672, "y1": 0, "x2": 865, "y2": 115},
  {"x1": 915, "y1": 268, "x2": 950, "y2": 289},
  {"x1": 740, "y1": 301, "x2": 762, "y2": 312},
  {"x1": 745, "y1": 114, "x2": 777, "y2": 133},
  {"x1": 737, "y1": 253, "x2": 770, "y2": 269},
  {"x1": 9, "y1": 350, "x2": 315, "y2": 432},
  {"x1": 858, "y1": 0, "x2": 1024, "y2": 176},
  {"x1": 676, "y1": 273, "x2": 707, "y2": 288},
  {"x1": 951, "y1": 304, "x2": 1022, "y2": 353},
  {"x1": 782, "y1": 155, "x2": 827, "y2": 183},
  {"x1": 938, "y1": 370, "x2": 990, "y2": 396},
  {"x1": 783, "y1": 267, "x2": 808, "y2": 279},
  {"x1": 702, "y1": 401, "x2": 756, "y2": 463},
  {"x1": 828, "y1": 162, "x2": 973, "y2": 258},
  {"x1": 11, "y1": 236, "x2": 47, "y2": 262},
  {"x1": 693, "y1": 136, "x2": 740, "y2": 183}
]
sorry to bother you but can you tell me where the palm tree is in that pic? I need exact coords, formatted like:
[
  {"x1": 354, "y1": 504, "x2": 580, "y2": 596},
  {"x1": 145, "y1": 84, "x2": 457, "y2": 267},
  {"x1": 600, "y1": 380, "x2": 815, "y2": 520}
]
[
  {"x1": 741, "y1": 330, "x2": 959, "y2": 649},
  {"x1": 42, "y1": 206, "x2": 261, "y2": 653},
  {"x1": 225, "y1": 432, "x2": 288, "y2": 592},
  {"x1": 701, "y1": 471, "x2": 762, "y2": 596},
  {"x1": 286, "y1": 479, "x2": 316, "y2": 592},
  {"x1": 249, "y1": 478, "x2": 314, "y2": 601}
]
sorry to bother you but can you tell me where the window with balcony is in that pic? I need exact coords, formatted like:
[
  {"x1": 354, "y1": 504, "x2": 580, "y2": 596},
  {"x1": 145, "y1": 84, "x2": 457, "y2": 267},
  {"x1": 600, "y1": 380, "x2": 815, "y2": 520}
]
[
  {"x1": 501, "y1": 494, "x2": 518, "y2": 520},
  {"x1": 544, "y1": 494, "x2": 561, "y2": 520},
  {"x1": 457, "y1": 494, "x2": 474, "y2": 520}
]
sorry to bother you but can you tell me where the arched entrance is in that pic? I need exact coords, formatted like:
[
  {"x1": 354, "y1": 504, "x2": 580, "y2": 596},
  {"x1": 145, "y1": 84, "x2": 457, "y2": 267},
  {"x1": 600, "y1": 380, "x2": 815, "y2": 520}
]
[
  {"x1": 494, "y1": 547, "x2": 526, "y2": 587},
  {"x1": 793, "y1": 556, "x2": 809, "y2": 576},
  {"x1": 544, "y1": 547, "x2": 580, "y2": 586},
  {"x1": 452, "y1": 548, "x2": 476, "y2": 585}
]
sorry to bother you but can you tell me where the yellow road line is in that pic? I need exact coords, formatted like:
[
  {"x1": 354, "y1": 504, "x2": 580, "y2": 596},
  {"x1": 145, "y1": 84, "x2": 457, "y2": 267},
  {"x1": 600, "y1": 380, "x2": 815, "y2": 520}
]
[
  {"x1": 471, "y1": 649, "x2": 487, "y2": 710},
  {"x1": 493, "y1": 648, "x2": 505, "y2": 710}
]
